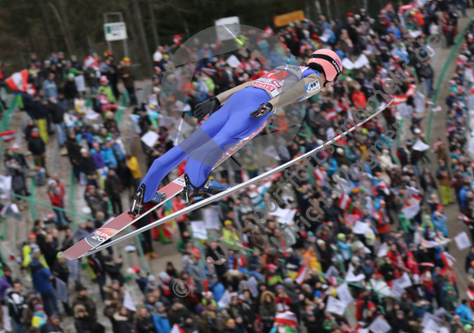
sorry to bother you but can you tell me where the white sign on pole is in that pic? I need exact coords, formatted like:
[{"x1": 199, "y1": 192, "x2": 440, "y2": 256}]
[
  {"x1": 104, "y1": 22, "x2": 128, "y2": 41},
  {"x1": 123, "y1": 290, "x2": 136, "y2": 311},
  {"x1": 455, "y1": 231, "x2": 471, "y2": 250},
  {"x1": 368, "y1": 318, "x2": 391, "y2": 333},
  {"x1": 326, "y1": 296, "x2": 346, "y2": 315},
  {"x1": 336, "y1": 283, "x2": 354, "y2": 305},
  {"x1": 141, "y1": 131, "x2": 159, "y2": 148},
  {"x1": 215, "y1": 16, "x2": 241, "y2": 41}
]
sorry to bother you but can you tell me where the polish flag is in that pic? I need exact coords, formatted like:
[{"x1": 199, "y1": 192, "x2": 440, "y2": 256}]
[
  {"x1": 295, "y1": 265, "x2": 307, "y2": 285},
  {"x1": 325, "y1": 109, "x2": 337, "y2": 121},
  {"x1": 0, "y1": 130, "x2": 16, "y2": 142},
  {"x1": 6, "y1": 70, "x2": 36, "y2": 95},
  {"x1": 173, "y1": 35, "x2": 184, "y2": 45},
  {"x1": 313, "y1": 168, "x2": 326, "y2": 184},
  {"x1": 460, "y1": 214, "x2": 471, "y2": 222},
  {"x1": 275, "y1": 311, "x2": 298, "y2": 327},
  {"x1": 338, "y1": 193, "x2": 352, "y2": 211},
  {"x1": 441, "y1": 252, "x2": 456, "y2": 268}
]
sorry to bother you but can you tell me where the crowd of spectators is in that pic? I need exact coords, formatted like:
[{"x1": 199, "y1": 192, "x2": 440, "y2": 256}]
[{"x1": 1, "y1": 1, "x2": 474, "y2": 333}]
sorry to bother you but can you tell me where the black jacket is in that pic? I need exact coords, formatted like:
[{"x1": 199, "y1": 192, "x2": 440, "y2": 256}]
[
  {"x1": 52, "y1": 261, "x2": 69, "y2": 283},
  {"x1": 27, "y1": 135, "x2": 46, "y2": 155},
  {"x1": 79, "y1": 156, "x2": 97, "y2": 175},
  {"x1": 46, "y1": 102, "x2": 65, "y2": 124},
  {"x1": 66, "y1": 137, "x2": 82, "y2": 164}
]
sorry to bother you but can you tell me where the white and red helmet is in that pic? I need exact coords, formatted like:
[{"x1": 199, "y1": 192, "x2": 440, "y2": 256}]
[{"x1": 307, "y1": 49, "x2": 343, "y2": 82}]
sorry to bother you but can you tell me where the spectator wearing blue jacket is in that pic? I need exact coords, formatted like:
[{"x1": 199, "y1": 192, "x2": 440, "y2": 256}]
[
  {"x1": 337, "y1": 233, "x2": 351, "y2": 263},
  {"x1": 30, "y1": 251, "x2": 59, "y2": 316},
  {"x1": 455, "y1": 300, "x2": 473, "y2": 324},
  {"x1": 101, "y1": 142, "x2": 117, "y2": 169},
  {"x1": 431, "y1": 208, "x2": 448, "y2": 237},
  {"x1": 411, "y1": 300, "x2": 433, "y2": 320},
  {"x1": 42, "y1": 72, "x2": 58, "y2": 100},
  {"x1": 153, "y1": 302, "x2": 171, "y2": 333},
  {"x1": 208, "y1": 275, "x2": 225, "y2": 303},
  {"x1": 459, "y1": 184, "x2": 470, "y2": 209},
  {"x1": 269, "y1": 46, "x2": 284, "y2": 68}
]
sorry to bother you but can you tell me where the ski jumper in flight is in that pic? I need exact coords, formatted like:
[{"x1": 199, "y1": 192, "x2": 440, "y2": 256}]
[{"x1": 131, "y1": 49, "x2": 343, "y2": 214}]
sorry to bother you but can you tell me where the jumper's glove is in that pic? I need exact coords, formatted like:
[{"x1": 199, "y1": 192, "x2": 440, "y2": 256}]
[
  {"x1": 193, "y1": 97, "x2": 221, "y2": 121},
  {"x1": 250, "y1": 102, "x2": 273, "y2": 118}
]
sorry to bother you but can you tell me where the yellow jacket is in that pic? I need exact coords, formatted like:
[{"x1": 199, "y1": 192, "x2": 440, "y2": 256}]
[
  {"x1": 127, "y1": 156, "x2": 142, "y2": 179},
  {"x1": 22, "y1": 245, "x2": 49, "y2": 270},
  {"x1": 223, "y1": 228, "x2": 240, "y2": 245},
  {"x1": 303, "y1": 251, "x2": 319, "y2": 270}
]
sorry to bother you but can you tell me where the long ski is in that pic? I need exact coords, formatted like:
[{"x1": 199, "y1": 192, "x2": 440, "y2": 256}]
[
  {"x1": 61, "y1": 122, "x2": 267, "y2": 260},
  {"x1": 82, "y1": 99, "x2": 394, "y2": 256}
]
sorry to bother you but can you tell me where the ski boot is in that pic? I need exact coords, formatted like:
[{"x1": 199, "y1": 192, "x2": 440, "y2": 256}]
[
  {"x1": 129, "y1": 184, "x2": 146, "y2": 216},
  {"x1": 129, "y1": 184, "x2": 167, "y2": 216},
  {"x1": 183, "y1": 174, "x2": 230, "y2": 206}
]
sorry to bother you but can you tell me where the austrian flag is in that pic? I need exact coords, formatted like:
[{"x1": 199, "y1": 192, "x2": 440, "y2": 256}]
[
  {"x1": 325, "y1": 109, "x2": 337, "y2": 121},
  {"x1": 275, "y1": 311, "x2": 298, "y2": 327},
  {"x1": 313, "y1": 168, "x2": 326, "y2": 184},
  {"x1": 0, "y1": 130, "x2": 16, "y2": 142},
  {"x1": 295, "y1": 265, "x2": 307, "y2": 285},
  {"x1": 338, "y1": 193, "x2": 352, "y2": 211}
]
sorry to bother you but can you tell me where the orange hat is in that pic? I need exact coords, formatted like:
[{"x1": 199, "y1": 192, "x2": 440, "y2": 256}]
[{"x1": 29, "y1": 233, "x2": 36, "y2": 239}]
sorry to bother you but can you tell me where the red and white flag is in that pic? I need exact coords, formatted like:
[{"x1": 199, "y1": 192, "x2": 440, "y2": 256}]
[
  {"x1": 83, "y1": 56, "x2": 99, "y2": 70},
  {"x1": 6, "y1": 70, "x2": 36, "y2": 95},
  {"x1": 441, "y1": 252, "x2": 456, "y2": 268},
  {"x1": 376, "y1": 182, "x2": 389, "y2": 195},
  {"x1": 325, "y1": 109, "x2": 337, "y2": 121},
  {"x1": 445, "y1": 124, "x2": 456, "y2": 136},
  {"x1": 460, "y1": 214, "x2": 471, "y2": 222},
  {"x1": 173, "y1": 35, "x2": 184, "y2": 45},
  {"x1": 392, "y1": 84, "x2": 416, "y2": 105},
  {"x1": 0, "y1": 130, "x2": 15, "y2": 142},
  {"x1": 275, "y1": 311, "x2": 298, "y2": 327},
  {"x1": 263, "y1": 26, "x2": 273, "y2": 37},
  {"x1": 410, "y1": 194, "x2": 422, "y2": 206},
  {"x1": 295, "y1": 265, "x2": 307, "y2": 285},
  {"x1": 338, "y1": 193, "x2": 352, "y2": 211},
  {"x1": 171, "y1": 324, "x2": 197, "y2": 333},
  {"x1": 171, "y1": 325, "x2": 186, "y2": 333},
  {"x1": 468, "y1": 288, "x2": 474, "y2": 301},
  {"x1": 313, "y1": 168, "x2": 326, "y2": 184}
]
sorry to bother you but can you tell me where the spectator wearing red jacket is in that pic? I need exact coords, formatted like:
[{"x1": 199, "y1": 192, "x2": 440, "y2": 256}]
[
  {"x1": 352, "y1": 84, "x2": 367, "y2": 110},
  {"x1": 47, "y1": 180, "x2": 68, "y2": 228}
]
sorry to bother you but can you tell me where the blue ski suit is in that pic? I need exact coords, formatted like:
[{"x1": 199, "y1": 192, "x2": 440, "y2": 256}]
[{"x1": 139, "y1": 65, "x2": 324, "y2": 202}]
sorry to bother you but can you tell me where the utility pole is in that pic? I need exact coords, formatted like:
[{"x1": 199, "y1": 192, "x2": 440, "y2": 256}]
[
  {"x1": 57, "y1": 0, "x2": 75, "y2": 55},
  {"x1": 148, "y1": 0, "x2": 160, "y2": 46},
  {"x1": 131, "y1": 0, "x2": 153, "y2": 74},
  {"x1": 39, "y1": 0, "x2": 57, "y2": 51}
]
